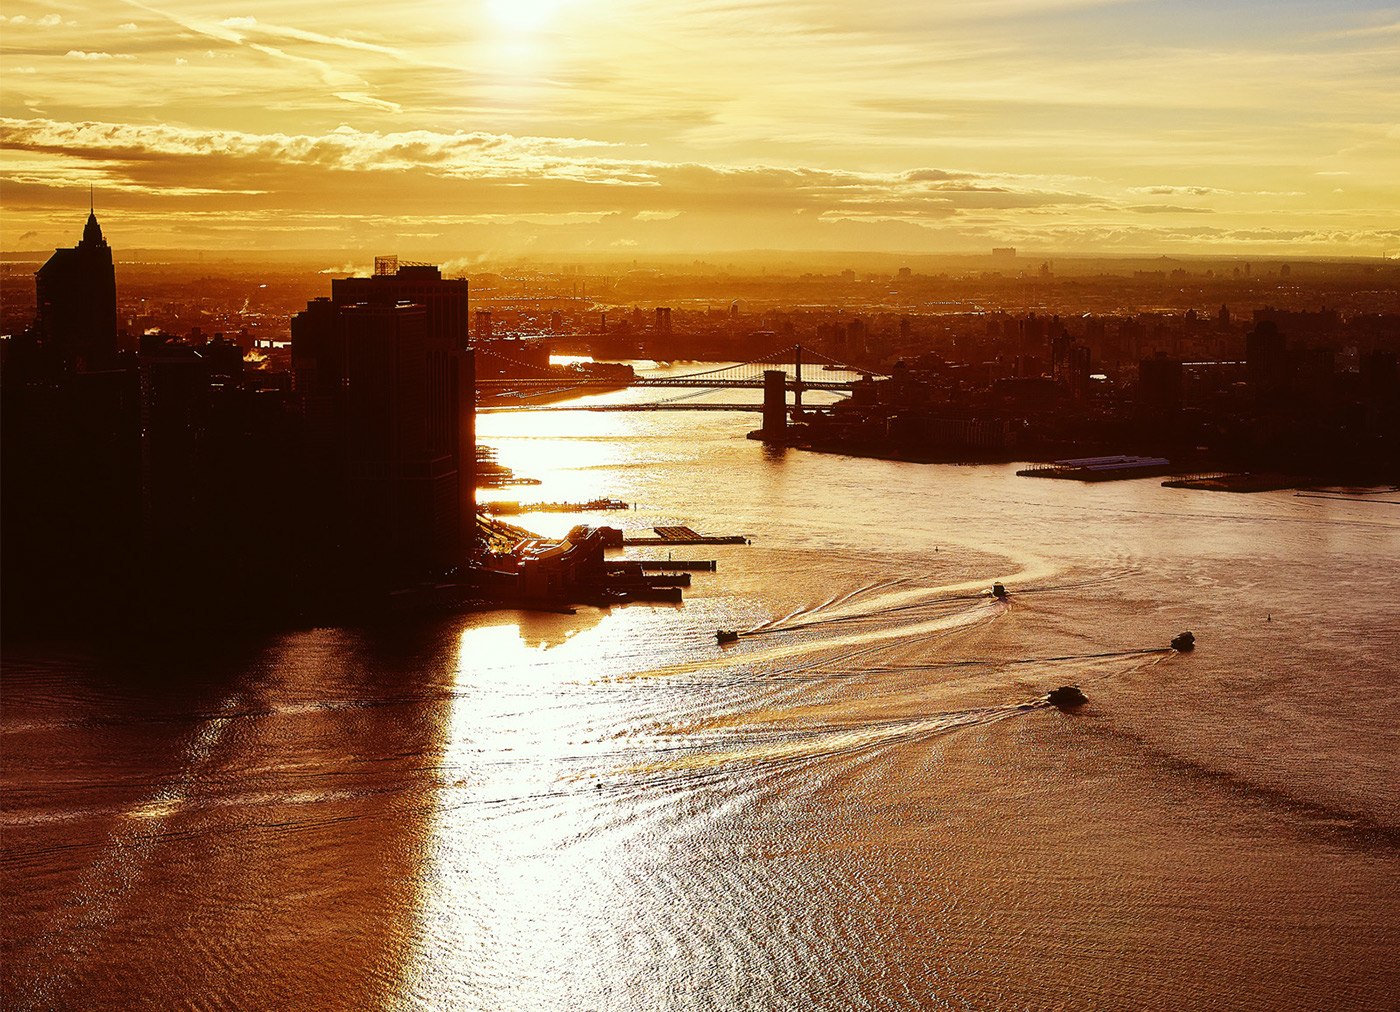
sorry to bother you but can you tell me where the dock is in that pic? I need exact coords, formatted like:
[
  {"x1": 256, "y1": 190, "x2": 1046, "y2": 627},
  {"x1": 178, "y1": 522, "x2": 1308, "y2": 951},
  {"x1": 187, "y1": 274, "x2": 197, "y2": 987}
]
[
  {"x1": 484, "y1": 498, "x2": 630, "y2": 515},
  {"x1": 623, "y1": 526, "x2": 750, "y2": 546},
  {"x1": 1018, "y1": 455, "x2": 1174, "y2": 482},
  {"x1": 1162, "y1": 472, "x2": 1302, "y2": 493}
]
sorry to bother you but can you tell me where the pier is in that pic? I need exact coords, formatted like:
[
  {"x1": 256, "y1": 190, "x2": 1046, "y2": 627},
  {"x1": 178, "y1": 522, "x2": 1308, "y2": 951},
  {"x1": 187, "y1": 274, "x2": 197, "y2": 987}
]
[
  {"x1": 1018, "y1": 455, "x2": 1175, "y2": 481},
  {"x1": 623, "y1": 525, "x2": 750, "y2": 546},
  {"x1": 483, "y1": 498, "x2": 631, "y2": 514}
]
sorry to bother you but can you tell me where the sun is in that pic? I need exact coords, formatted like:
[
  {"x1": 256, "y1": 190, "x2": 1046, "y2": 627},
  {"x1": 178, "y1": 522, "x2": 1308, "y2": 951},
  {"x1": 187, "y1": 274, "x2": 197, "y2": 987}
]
[{"x1": 485, "y1": 0, "x2": 568, "y2": 32}]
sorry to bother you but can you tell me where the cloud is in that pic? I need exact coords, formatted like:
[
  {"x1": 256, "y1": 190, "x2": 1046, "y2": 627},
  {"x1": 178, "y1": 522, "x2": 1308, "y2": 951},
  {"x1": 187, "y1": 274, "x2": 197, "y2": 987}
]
[
  {"x1": 1132, "y1": 185, "x2": 1227, "y2": 197},
  {"x1": 333, "y1": 92, "x2": 403, "y2": 113},
  {"x1": 66, "y1": 51, "x2": 136, "y2": 61},
  {"x1": 123, "y1": 0, "x2": 431, "y2": 69},
  {"x1": 1126, "y1": 204, "x2": 1215, "y2": 215},
  {"x1": 0, "y1": 115, "x2": 1167, "y2": 260},
  {"x1": 904, "y1": 169, "x2": 974, "y2": 182},
  {"x1": 212, "y1": 14, "x2": 413, "y2": 60},
  {"x1": 1, "y1": 13, "x2": 75, "y2": 26}
]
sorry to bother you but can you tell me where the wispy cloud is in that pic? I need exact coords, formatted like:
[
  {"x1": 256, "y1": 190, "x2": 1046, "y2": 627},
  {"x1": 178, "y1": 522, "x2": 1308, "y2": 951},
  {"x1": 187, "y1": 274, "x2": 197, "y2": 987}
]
[{"x1": 65, "y1": 50, "x2": 134, "y2": 60}]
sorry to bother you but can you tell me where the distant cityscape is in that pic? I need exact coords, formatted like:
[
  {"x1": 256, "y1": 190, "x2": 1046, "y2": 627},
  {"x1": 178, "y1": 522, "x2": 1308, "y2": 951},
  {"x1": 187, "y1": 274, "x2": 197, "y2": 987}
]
[{"x1": 2, "y1": 213, "x2": 1396, "y2": 631}]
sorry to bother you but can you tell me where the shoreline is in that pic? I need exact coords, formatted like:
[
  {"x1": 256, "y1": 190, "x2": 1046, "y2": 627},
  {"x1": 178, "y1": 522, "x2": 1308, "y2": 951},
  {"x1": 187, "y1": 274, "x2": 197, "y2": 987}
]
[{"x1": 756, "y1": 434, "x2": 1396, "y2": 488}]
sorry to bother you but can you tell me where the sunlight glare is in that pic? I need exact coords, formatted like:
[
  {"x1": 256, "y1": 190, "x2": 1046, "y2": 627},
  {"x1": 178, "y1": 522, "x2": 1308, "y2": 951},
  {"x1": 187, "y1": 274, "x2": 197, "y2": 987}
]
[{"x1": 486, "y1": 0, "x2": 568, "y2": 32}]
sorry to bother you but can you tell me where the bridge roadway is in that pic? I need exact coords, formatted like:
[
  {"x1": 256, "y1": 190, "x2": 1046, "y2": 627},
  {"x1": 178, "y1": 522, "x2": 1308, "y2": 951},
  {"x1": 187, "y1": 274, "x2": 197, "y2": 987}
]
[
  {"x1": 474, "y1": 377, "x2": 859, "y2": 392},
  {"x1": 478, "y1": 402, "x2": 768, "y2": 413}
]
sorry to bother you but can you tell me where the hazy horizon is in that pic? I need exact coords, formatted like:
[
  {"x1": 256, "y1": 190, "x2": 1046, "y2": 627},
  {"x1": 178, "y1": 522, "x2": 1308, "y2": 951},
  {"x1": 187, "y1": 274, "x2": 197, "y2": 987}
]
[{"x1": 2, "y1": 246, "x2": 1394, "y2": 270}]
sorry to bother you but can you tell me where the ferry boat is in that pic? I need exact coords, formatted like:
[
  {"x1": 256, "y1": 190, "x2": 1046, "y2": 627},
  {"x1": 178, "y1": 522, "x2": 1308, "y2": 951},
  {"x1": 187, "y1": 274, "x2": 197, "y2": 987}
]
[
  {"x1": 992, "y1": 582, "x2": 1008, "y2": 599},
  {"x1": 1171, "y1": 631, "x2": 1196, "y2": 651},
  {"x1": 715, "y1": 630, "x2": 739, "y2": 644}
]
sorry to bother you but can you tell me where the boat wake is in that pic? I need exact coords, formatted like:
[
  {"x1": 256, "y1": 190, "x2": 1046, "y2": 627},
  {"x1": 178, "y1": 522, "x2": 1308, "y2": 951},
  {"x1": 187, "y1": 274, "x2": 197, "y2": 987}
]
[{"x1": 620, "y1": 700, "x2": 1042, "y2": 779}]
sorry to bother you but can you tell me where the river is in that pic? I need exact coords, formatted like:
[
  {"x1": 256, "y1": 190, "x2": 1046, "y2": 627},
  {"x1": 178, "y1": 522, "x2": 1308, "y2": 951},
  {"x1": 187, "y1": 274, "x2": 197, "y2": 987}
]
[{"x1": 4, "y1": 364, "x2": 1398, "y2": 1010}]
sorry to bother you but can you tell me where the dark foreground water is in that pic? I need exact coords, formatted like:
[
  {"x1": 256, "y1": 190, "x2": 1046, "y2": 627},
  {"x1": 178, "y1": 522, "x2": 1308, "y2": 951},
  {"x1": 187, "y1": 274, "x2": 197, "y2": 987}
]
[{"x1": 4, "y1": 370, "x2": 1399, "y2": 1010}]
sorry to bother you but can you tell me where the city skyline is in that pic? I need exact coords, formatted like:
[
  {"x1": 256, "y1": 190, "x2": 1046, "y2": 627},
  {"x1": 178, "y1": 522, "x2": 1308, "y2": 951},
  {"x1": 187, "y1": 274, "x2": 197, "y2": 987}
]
[{"x1": 2, "y1": 0, "x2": 1399, "y2": 256}]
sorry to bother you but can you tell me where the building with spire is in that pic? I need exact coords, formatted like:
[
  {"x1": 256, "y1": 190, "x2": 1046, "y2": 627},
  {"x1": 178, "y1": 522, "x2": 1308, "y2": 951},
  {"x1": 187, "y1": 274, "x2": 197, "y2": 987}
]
[{"x1": 34, "y1": 202, "x2": 118, "y2": 372}]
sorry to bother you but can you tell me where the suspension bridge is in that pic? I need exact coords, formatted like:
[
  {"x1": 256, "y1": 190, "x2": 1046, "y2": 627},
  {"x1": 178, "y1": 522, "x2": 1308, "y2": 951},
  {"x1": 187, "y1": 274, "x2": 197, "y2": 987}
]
[{"x1": 475, "y1": 344, "x2": 886, "y2": 413}]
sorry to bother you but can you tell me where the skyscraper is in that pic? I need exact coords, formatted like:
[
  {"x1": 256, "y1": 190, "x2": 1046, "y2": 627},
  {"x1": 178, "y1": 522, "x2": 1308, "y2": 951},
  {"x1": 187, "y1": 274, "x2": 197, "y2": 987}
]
[
  {"x1": 330, "y1": 261, "x2": 475, "y2": 546},
  {"x1": 292, "y1": 261, "x2": 477, "y2": 583},
  {"x1": 34, "y1": 205, "x2": 118, "y2": 372}
]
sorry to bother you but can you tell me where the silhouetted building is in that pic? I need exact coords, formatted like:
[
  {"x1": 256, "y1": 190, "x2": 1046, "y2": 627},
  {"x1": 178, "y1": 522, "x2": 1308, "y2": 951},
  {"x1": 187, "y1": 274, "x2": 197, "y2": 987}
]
[
  {"x1": 1253, "y1": 306, "x2": 1340, "y2": 342},
  {"x1": 1360, "y1": 350, "x2": 1398, "y2": 402},
  {"x1": 33, "y1": 207, "x2": 118, "y2": 372},
  {"x1": 1246, "y1": 321, "x2": 1288, "y2": 393},
  {"x1": 329, "y1": 261, "x2": 475, "y2": 555},
  {"x1": 293, "y1": 271, "x2": 476, "y2": 583},
  {"x1": 333, "y1": 261, "x2": 470, "y2": 349},
  {"x1": 1139, "y1": 355, "x2": 1183, "y2": 415},
  {"x1": 1068, "y1": 344, "x2": 1092, "y2": 400}
]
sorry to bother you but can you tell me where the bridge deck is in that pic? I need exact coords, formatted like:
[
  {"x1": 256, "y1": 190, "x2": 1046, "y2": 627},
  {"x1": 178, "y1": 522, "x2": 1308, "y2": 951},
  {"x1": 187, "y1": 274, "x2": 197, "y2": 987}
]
[{"x1": 476, "y1": 378, "x2": 856, "y2": 391}]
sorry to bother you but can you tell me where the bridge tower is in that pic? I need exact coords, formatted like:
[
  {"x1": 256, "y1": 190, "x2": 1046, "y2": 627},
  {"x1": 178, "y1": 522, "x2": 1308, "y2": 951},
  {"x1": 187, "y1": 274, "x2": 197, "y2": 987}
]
[
  {"x1": 762, "y1": 370, "x2": 787, "y2": 440},
  {"x1": 793, "y1": 344, "x2": 804, "y2": 417}
]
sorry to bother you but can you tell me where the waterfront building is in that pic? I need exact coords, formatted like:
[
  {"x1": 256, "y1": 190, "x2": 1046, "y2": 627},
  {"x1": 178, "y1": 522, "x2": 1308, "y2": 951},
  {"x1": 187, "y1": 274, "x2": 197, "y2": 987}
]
[
  {"x1": 316, "y1": 259, "x2": 477, "y2": 566},
  {"x1": 334, "y1": 259, "x2": 470, "y2": 349},
  {"x1": 292, "y1": 295, "x2": 474, "y2": 580}
]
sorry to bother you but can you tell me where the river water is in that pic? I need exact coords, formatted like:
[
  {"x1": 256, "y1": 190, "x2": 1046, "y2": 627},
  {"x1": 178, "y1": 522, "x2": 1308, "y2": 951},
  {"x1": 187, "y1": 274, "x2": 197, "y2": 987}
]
[{"x1": 4, "y1": 365, "x2": 1399, "y2": 1010}]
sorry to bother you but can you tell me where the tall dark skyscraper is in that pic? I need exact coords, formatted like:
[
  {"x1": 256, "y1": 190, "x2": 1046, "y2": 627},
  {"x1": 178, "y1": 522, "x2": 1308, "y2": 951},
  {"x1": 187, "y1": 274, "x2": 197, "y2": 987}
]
[
  {"x1": 34, "y1": 205, "x2": 118, "y2": 372},
  {"x1": 330, "y1": 260, "x2": 475, "y2": 549},
  {"x1": 332, "y1": 258, "x2": 470, "y2": 349},
  {"x1": 292, "y1": 260, "x2": 476, "y2": 582}
]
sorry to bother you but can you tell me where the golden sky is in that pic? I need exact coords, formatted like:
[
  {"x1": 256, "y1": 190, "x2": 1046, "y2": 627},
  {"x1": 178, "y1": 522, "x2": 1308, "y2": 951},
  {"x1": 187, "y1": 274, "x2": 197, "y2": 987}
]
[{"x1": 2, "y1": 0, "x2": 1398, "y2": 256}]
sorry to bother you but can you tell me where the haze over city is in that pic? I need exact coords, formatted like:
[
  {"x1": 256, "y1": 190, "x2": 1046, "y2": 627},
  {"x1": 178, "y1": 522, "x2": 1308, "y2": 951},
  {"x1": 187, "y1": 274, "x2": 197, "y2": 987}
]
[{"x1": 3, "y1": 0, "x2": 1399, "y2": 256}]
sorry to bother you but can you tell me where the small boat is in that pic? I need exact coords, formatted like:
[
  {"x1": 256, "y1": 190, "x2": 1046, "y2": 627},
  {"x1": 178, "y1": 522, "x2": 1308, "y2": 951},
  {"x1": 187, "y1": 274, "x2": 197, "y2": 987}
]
[
  {"x1": 1171, "y1": 630, "x2": 1196, "y2": 651},
  {"x1": 992, "y1": 582, "x2": 1008, "y2": 600},
  {"x1": 716, "y1": 630, "x2": 739, "y2": 644},
  {"x1": 1047, "y1": 685, "x2": 1087, "y2": 707}
]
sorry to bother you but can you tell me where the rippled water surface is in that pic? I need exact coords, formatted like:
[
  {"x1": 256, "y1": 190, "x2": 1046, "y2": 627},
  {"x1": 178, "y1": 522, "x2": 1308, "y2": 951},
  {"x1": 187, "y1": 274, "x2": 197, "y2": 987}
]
[{"x1": 5, "y1": 369, "x2": 1399, "y2": 1010}]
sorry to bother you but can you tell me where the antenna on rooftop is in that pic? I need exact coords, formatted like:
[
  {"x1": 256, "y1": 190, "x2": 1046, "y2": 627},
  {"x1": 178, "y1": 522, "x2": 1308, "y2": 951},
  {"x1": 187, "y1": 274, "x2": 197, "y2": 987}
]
[{"x1": 375, "y1": 255, "x2": 398, "y2": 276}]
